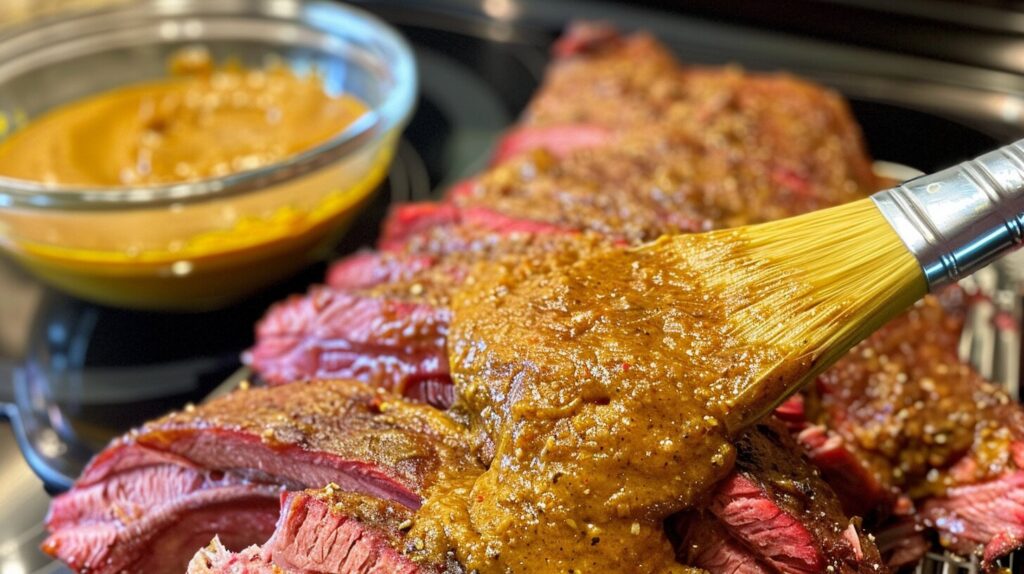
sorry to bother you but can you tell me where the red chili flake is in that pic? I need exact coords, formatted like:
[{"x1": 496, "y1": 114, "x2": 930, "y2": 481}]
[
  {"x1": 621, "y1": 362, "x2": 631, "y2": 371},
  {"x1": 476, "y1": 494, "x2": 485, "y2": 503}
]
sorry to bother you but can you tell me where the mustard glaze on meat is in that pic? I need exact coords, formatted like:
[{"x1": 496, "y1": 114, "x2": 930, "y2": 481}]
[{"x1": 405, "y1": 235, "x2": 808, "y2": 573}]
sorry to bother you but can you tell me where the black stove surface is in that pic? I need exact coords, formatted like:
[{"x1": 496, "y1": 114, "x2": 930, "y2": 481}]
[{"x1": 2, "y1": 1, "x2": 1024, "y2": 572}]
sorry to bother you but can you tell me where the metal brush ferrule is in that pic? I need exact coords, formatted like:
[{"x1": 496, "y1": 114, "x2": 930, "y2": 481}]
[{"x1": 872, "y1": 140, "x2": 1024, "y2": 290}]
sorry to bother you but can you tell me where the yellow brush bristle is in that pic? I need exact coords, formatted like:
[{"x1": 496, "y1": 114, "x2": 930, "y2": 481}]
[{"x1": 653, "y1": 197, "x2": 927, "y2": 431}]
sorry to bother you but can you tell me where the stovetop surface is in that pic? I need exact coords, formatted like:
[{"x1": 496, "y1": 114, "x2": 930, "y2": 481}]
[{"x1": 3, "y1": 1, "x2": 1024, "y2": 572}]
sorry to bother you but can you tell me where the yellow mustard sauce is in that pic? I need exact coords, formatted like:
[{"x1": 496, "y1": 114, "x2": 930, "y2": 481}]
[
  {"x1": 0, "y1": 50, "x2": 368, "y2": 185},
  {"x1": 0, "y1": 49, "x2": 388, "y2": 308},
  {"x1": 403, "y1": 235, "x2": 806, "y2": 573}
]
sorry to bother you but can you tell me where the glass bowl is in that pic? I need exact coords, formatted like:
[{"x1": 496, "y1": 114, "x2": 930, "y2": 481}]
[{"x1": 0, "y1": 0, "x2": 416, "y2": 310}]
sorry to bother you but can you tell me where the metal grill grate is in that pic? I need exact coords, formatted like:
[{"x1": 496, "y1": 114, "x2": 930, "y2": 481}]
[
  {"x1": 916, "y1": 550, "x2": 1017, "y2": 573},
  {"x1": 916, "y1": 551, "x2": 980, "y2": 574}
]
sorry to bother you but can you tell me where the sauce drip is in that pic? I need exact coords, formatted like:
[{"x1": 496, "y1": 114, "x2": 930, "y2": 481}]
[
  {"x1": 406, "y1": 236, "x2": 801, "y2": 573},
  {"x1": 0, "y1": 49, "x2": 368, "y2": 187}
]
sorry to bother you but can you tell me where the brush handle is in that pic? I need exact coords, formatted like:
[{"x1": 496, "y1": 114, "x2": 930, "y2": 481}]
[{"x1": 872, "y1": 140, "x2": 1024, "y2": 289}]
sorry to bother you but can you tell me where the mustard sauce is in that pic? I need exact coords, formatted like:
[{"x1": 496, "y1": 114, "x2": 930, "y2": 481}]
[
  {"x1": 406, "y1": 236, "x2": 800, "y2": 573},
  {"x1": 0, "y1": 50, "x2": 367, "y2": 186}
]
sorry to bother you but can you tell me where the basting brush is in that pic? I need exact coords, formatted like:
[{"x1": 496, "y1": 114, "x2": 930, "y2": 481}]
[
  {"x1": 428, "y1": 145, "x2": 1024, "y2": 574},
  {"x1": 664, "y1": 140, "x2": 1024, "y2": 432}
]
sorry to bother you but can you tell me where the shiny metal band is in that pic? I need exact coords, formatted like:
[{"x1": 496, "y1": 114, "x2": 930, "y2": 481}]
[{"x1": 872, "y1": 140, "x2": 1024, "y2": 290}]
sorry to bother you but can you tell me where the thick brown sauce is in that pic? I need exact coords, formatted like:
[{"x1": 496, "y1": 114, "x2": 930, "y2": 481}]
[{"x1": 406, "y1": 236, "x2": 799, "y2": 573}]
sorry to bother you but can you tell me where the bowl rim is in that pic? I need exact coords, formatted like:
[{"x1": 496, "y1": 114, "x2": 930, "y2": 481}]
[{"x1": 0, "y1": 0, "x2": 417, "y2": 211}]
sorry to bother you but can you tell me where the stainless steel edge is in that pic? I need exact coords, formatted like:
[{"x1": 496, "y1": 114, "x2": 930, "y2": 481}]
[{"x1": 872, "y1": 140, "x2": 1024, "y2": 290}]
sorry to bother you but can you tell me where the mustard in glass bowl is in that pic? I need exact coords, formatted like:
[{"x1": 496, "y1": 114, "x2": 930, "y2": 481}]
[{"x1": 0, "y1": 0, "x2": 416, "y2": 309}]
